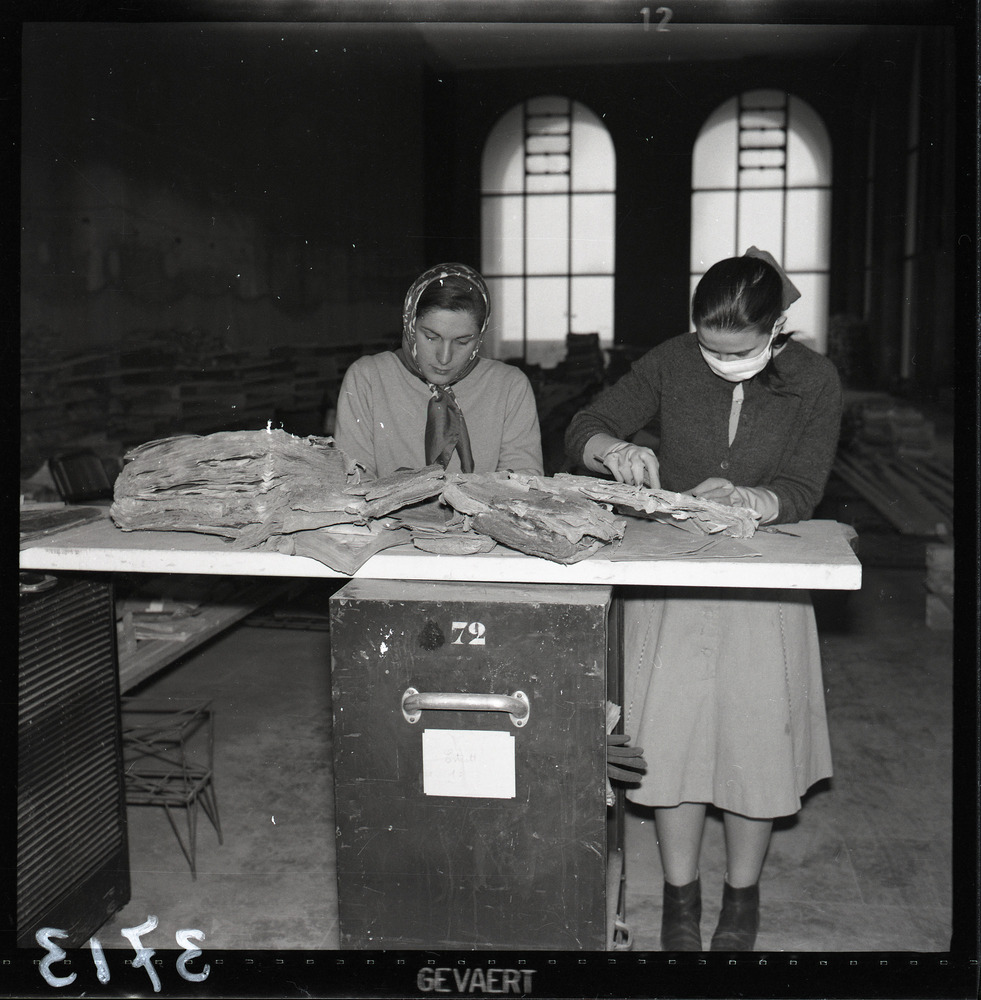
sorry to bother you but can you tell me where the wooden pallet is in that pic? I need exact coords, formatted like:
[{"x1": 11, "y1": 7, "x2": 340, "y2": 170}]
[
  {"x1": 925, "y1": 541, "x2": 954, "y2": 630},
  {"x1": 832, "y1": 450, "x2": 953, "y2": 537}
]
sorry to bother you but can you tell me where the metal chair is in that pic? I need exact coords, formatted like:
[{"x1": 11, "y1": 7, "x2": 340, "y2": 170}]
[{"x1": 120, "y1": 699, "x2": 223, "y2": 878}]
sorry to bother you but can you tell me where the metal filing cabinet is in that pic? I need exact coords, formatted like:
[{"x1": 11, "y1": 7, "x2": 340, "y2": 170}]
[{"x1": 329, "y1": 579, "x2": 624, "y2": 950}]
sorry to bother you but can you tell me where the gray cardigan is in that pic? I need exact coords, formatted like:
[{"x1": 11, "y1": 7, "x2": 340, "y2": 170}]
[{"x1": 565, "y1": 333, "x2": 843, "y2": 525}]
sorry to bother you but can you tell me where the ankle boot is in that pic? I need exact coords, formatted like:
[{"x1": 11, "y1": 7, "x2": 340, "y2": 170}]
[
  {"x1": 710, "y1": 881, "x2": 760, "y2": 951},
  {"x1": 660, "y1": 877, "x2": 702, "y2": 951}
]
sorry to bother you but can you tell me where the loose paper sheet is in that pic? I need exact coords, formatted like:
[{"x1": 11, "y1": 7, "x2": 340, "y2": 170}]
[
  {"x1": 422, "y1": 729, "x2": 516, "y2": 799},
  {"x1": 607, "y1": 519, "x2": 763, "y2": 560}
]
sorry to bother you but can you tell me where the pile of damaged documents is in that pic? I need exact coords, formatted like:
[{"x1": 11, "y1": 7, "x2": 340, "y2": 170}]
[{"x1": 110, "y1": 427, "x2": 760, "y2": 574}]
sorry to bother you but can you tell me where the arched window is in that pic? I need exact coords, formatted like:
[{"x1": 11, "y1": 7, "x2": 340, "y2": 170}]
[
  {"x1": 691, "y1": 90, "x2": 831, "y2": 352},
  {"x1": 481, "y1": 96, "x2": 615, "y2": 368}
]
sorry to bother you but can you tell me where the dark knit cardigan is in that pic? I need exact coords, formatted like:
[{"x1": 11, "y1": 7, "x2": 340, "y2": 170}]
[{"x1": 565, "y1": 333, "x2": 843, "y2": 525}]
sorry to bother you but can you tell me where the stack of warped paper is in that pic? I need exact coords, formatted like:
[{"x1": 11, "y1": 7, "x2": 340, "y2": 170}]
[
  {"x1": 110, "y1": 429, "x2": 364, "y2": 547},
  {"x1": 342, "y1": 464, "x2": 447, "y2": 520},
  {"x1": 110, "y1": 429, "x2": 760, "y2": 572},
  {"x1": 440, "y1": 472, "x2": 627, "y2": 564},
  {"x1": 110, "y1": 428, "x2": 425, "y2": 574},
  {"x1": 515, "y1": 473, "x2": 761, "y2": 540}
]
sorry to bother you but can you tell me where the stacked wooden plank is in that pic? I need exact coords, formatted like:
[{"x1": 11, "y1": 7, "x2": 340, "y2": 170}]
[
  {"x1": 847, "y1": 400, "x2": 936, "y2": 456},
  {"x1": 19, "y1": 329, "x2": 396, "y2": 477},
  {"x1": 833, "y1": 394, "x2": 955, "y2": 625},
  {"x1": 832, "y1": 451, "x2": 954, "y2": 537},
  {"x1": 833, "y1": 392, "x2": 954, "y2": 539},
  {"x1": 924, "y1": 542, "x2": 954, "y2": 630},
  {"x1": 21, "y1": 344, "x2": 120, "y2": 474},
  {"x1": 271, "y1": 339, "x2": 394, "y2": 411}
]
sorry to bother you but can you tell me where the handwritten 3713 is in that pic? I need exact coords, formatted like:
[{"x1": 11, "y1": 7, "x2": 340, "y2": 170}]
[{"x1": 36, "y1": 917, "x2": 208, "y2": 993}]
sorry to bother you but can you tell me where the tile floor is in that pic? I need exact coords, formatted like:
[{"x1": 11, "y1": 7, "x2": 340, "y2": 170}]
[{"x1": 94, "y1": 558, "x2": 954, "y2": 955}]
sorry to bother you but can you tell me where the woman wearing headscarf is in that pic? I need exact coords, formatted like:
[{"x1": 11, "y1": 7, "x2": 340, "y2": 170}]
[{"x1": 333, "y1": 263, "x2": 544, "y2": 478}]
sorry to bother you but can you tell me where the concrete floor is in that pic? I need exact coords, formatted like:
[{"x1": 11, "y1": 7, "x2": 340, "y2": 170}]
[{"x1": 94, "y1": 553, "x2": 953, "y2": 954}]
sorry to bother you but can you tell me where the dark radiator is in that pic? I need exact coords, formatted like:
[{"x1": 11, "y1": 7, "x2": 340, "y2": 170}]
[{"x1": 17, "y1": 572, "x2": 130, "y2": 948}]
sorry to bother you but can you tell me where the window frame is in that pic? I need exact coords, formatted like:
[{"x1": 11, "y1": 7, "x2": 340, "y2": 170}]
[{"x1": 480, "y1": 96, "x2": 616, "y2": 367}]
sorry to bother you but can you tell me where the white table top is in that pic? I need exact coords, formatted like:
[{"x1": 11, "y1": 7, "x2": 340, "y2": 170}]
[{"x1": 20, "y1": 510, "x2": 862, "y2": 590}]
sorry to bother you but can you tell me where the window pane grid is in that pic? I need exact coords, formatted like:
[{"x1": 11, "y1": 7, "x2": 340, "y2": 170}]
[
  {"x1": 482, "y1": 96, "x2": 616, "y2": 361},
  {"x1": 692, "y1": 89, "x2": 831, "y2": 352},
  {"x1": 482, "y1": 190, "x2": 613, "y2": 198},
  {"x1": 739, "y1": 149, "x2": 787, "y2": 170},
  {"x1": 693, "y1": 183, "x2": 830, "y2": 192},
  {"x1": 526, "y1": 134, "x2": 570, "y2": 155},
  {"x1": 527, "y1": 117, "x2": 570, "y2": 136},
  {"x1": 526, "y1": 154, "x2": 571, "y2": 175},
  {"x1": 740, "y1": 131, "x2": 787, "y2": 150},
  {"x1": 738, "y1": 93, "x2": 787, "y2": 192},
  {"x1": 740, "y1": 110, "x2": 786, "y2": 129},
  {"x1": 481, "y1": 271, "x2": 613, "y2": 278}
]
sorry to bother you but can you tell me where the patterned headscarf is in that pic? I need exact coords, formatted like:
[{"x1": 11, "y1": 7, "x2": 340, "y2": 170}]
[{"x1": 395, "y1": 263, "x2": 491, "y2": 472}]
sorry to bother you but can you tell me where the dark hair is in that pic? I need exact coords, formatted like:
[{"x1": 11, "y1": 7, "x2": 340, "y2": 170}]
[
  {"x1": 691, "y1": 256, "x2": 784, "y2": 335},
  {"x1": 693, "y1": 257, "x2": 798, "y2": 396},
  {"x1": 415, "y1": 274, "x2": 488, "y2": 328}
]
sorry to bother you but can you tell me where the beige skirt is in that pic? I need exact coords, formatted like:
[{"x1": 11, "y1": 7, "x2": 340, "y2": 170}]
[{"x1": 621, "y1": 586, "x2": 833, "y2": 819}]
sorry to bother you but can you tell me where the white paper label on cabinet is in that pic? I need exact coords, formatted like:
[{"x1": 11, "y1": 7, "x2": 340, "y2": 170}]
[{"x1": 422, "y1": 729, "x2": 516, "y2": 799}]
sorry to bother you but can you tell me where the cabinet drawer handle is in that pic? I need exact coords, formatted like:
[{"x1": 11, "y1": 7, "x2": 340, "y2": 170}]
[{"x1": 401, "y1": 687, "x2": 530, "y2": 728}]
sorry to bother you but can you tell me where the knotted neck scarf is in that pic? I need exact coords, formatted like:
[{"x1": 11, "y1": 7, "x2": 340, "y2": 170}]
[{"x1": 395, "y1": 263, "x2": 491, "y2": 473}]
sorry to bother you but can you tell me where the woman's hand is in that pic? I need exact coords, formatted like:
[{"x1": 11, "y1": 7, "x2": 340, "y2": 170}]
[
  {"x1": 602, "y1": 441, "x2": 661, "y2": 488},
  {"x1": 691, "y1": 478, "x2": 780, "y2": 523},
  {"x1": 728, "y1": 485, "x2": 780, "y2": 523},
  {"x1": 691, "y1": 477, "x2": 736, "y2": 504},
  {"x1": 583, "y1": 433, "x2": 660, "y2": 488}
]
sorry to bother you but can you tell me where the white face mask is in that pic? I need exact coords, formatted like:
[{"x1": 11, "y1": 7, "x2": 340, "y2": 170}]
[{"x1": 698, "y1": 327, "x2": 782, "y2": 383}]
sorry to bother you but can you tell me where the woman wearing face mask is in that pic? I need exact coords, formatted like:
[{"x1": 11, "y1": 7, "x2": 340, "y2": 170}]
[
  {"x1": 334, "y1": 263, "x2": 543, "y2": 478},
  {"x1": 565, "y1": 250, "x2": 842, "y2": 952}
]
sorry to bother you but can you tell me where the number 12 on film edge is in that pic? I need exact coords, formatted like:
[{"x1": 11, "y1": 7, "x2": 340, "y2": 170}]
[{"x1": 641, "y1": 6, "x2": 673, "y2": 31}]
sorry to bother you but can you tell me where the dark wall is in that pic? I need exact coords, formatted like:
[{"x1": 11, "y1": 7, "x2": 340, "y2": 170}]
[
  {"x1": 21, "y1": 23, "x2": 956, "y2": 368},
  {"x1": 21, "y1": 23, "x2": 433, "y2": 353},
  {"x1": 20, "y1": 22, "x2": 439, "y2": 473},
  {"x1": 434, "y1": 29, "x2": 951, "y2": 368},
  {"x1": 19, "y1": 22, "x2": 958, "y2": 476}
]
